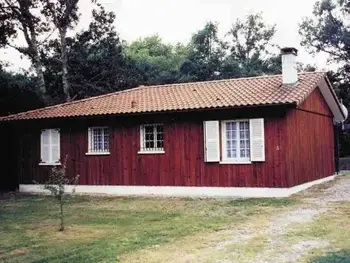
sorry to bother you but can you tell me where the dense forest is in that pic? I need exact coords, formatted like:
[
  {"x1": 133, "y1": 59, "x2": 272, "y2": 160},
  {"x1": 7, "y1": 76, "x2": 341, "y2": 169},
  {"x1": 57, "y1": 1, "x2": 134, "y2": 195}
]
[{"x1": 1, "y1": 0, "x2": 350, "y2": 154}]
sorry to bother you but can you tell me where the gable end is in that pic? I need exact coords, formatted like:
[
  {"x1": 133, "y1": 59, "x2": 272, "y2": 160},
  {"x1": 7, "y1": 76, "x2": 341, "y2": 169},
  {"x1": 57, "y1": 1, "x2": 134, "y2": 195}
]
[
  {"x1": 298, "y1": 87, "x2": 333, "y2": 116},
  {"x1": 297, "y1": 77, "x2": 346, "y2": 122}
]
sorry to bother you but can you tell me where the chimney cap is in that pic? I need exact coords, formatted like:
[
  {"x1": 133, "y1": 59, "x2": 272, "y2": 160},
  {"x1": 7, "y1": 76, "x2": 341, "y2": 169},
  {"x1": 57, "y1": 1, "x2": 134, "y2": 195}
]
[{"x1": 281, "y1": 47, "x2": 298, "y2": 56}]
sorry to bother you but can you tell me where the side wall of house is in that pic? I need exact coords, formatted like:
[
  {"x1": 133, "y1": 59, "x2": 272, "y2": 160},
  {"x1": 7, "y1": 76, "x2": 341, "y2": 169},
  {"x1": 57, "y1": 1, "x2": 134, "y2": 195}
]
[
  {"x1": 285, "y1": 88, "x2": 335, "y2": 187},
  {"x1": 16, "y1": 107, "x2": 290, "y2": 188},
  {"x1": 0, "y1": 123, "x2": 18, "y2": 191}
]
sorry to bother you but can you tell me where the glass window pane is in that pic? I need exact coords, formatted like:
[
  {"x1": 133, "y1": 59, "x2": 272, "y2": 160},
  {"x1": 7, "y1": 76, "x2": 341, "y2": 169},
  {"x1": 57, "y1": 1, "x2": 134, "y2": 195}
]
[
  {"x1": 232, "y1": 122, "x2": 236, "y2": 131},
  {"x1": 103, "y1": 129, "x2": 109, "y2": 151},
  {"x1": 145, "y1": 126, "x2": 153, "y2": 133},
  {"x1": 146, "y1": 141, "x2": 154, "y2": 149},
  {"x1": 157, "y1": 140, "x2": 164, "y2": 148},
  {"x1": 157, "y1": 133, "x2": 163, "y2": 141},
  {"x1": 146, "y1": 133, "x2": 154, "y2": 141},
  {"x1": 233, "y1": 131, "x2": 236, "y2": 139},
  {"x1": 232, "y1": 149, "x2": 236, "y2": 158},
  {"x1": 157, "y1": 126, "x2": 164, "y2": 149}
]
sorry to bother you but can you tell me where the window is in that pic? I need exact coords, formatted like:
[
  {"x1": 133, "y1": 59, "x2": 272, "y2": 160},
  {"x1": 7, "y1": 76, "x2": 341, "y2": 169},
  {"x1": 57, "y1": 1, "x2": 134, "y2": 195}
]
[
  {"x1": 139, "y1": 124, "x2": 164, "y2": 153},
  {"x1": 88, "y1": 127, "x2": 109, "y2": 154},
  {"x1": 40, "y1": 129, "x2": 60, "y2": 165},
  {"x1": 222, "y1": 120, "x2": 250, "y2": 163},
  {"x1": 204, "y1": 119, "x2": 265, "y2": 163}
]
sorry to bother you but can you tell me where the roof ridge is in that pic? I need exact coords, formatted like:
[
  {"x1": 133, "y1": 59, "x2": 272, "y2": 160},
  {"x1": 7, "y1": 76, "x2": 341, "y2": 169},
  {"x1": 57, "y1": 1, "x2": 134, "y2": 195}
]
[{"x1": 141, "y1": 71, "x2": 326, "y2": 89}]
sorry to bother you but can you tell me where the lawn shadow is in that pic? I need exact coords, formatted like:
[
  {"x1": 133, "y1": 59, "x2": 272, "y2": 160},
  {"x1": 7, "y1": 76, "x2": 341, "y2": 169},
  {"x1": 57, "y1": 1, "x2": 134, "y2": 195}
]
[{"x1": 312, "y1": 249, "x2": 350, "y2": 263}]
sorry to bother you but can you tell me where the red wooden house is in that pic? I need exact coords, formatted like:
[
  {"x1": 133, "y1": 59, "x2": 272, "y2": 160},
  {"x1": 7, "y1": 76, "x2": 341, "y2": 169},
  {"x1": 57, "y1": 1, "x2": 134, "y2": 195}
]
[{"x1": 0, "y1": 48, "x2": 347, "y2": 197}]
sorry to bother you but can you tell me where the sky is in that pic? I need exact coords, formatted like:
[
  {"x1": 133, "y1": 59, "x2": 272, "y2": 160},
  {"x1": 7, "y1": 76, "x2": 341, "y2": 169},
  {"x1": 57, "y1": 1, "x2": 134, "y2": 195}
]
[{"x1": 1, "y1": 0, "x2": 331, "y2": 72}]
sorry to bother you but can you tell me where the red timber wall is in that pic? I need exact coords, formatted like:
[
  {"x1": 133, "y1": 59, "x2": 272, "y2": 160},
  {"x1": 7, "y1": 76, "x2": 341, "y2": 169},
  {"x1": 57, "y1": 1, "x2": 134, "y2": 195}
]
[
  {"x1": 15, "y1": 87, "x2": 335, "y2": 189},
  {"x1": 16, "y1": 106, "x2": 290, "y2": 188},
  {"x1": 284, "y1": 87, "x2": 335, "y2": 187}
]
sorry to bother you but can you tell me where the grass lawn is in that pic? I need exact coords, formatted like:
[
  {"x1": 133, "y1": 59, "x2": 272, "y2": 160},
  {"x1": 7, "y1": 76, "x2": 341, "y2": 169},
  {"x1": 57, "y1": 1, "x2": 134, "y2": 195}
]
[{"x1": 0, "y1": 194, "x2": 295, "y2": 263}]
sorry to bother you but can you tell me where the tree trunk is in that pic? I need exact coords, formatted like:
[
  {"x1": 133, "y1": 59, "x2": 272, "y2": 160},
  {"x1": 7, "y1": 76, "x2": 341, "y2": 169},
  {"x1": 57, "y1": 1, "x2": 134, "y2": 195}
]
[
  {"x1": 17, "y1": 1, "x2": 49, "y2": 104},
  {"x1": 59, "y1": 27, "x2": 71, "y2": 102},
  {"x1": 32, "y1": 53, "x2": 48, "y2": 101},
  {"x1": 59, "y1": 197, "x2": 64, "y2": 231}
]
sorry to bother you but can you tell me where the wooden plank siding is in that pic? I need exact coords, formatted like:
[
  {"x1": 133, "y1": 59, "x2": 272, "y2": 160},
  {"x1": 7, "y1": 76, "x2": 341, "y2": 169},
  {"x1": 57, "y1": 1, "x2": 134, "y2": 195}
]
[
  {"x1": 15, "y1": 106, "x2": 291, "y2": 188},
  {"x1": 13, "y1": 87, "x2": 336, "y2": 189},
  {"x1": 0, "y1": 123, "x2": 18, "y2": 190},
  {"x1": 284, "y1": 87, "x2": 335, "y2": 187}
]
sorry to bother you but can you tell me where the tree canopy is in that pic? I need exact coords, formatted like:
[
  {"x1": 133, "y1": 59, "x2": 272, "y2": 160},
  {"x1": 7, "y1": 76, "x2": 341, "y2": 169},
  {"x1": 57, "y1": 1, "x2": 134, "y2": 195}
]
[
  {"x1": 299, "y1": 0, "x2": 350, "y2": 156},
  {"x1": 0, "y1": 4, "x2": 284, "y2": 115},
  {"x1": 300, "y1": 0, "x2": 350, "y2": 105},
  {"x1": 124, "y1": 35, "x2": 188, "y2": 85}
]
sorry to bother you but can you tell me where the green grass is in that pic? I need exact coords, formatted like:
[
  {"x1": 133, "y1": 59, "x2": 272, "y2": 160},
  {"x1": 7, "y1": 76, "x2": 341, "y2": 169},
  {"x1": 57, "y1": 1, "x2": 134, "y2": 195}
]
[{"x1": 0, "y1": 195, "x2": 295, "y2": 263}]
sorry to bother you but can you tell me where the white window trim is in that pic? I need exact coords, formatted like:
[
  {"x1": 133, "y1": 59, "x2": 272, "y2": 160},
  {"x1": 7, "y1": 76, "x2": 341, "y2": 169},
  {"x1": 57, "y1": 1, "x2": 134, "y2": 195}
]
[
  {"x1": 39, "y1": 162, "x2": 61, "y2": 166},
  {"x1": 39, "y1": 129, "x2": 61, "y2": 166},
  {"x1": 87, "y1": 126, "x2": 110, "y2": 154},
  {"x1": 219, "y1": 160, "x2": 251, "y2": 164},
  {"x1": 139, "y1": 123, "x2": 164, "y2": 153},
  {"x1": 85, "y1": 152, "x2": 110, "y2": 156},
  {"x1": 221, "y1": 120, "x2": 251, "y2": 164},
  {"x1": 137, "y1": 150, "x2": 165, "y2": 155}
]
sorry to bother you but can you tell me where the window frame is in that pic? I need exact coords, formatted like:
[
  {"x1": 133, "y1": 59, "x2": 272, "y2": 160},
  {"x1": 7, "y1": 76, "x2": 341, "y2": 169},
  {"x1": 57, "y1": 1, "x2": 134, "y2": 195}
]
[
  {"x1": 39, "y1": 128, "x2": 61, "y2": 166},
  {"x1": 86, "y1": 126, "x2": 110, "y2": 155},
  {"x1": 138, "y1": 123, "x2": 165, "y2": 154},
  {"x1": 221, "y1": 119, "x2": 251, "y2": 164}
]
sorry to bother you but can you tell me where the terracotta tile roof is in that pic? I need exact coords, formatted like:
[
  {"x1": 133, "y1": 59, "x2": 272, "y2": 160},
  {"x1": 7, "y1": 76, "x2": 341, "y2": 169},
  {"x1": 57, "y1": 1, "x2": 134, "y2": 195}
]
[{"x1": 0, "y1": 72, "x2": 326, "y2": 121}]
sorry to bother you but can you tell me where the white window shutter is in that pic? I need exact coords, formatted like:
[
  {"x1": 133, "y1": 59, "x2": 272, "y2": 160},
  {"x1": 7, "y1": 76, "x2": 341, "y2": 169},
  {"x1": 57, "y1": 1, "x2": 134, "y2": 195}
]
[
  {"x1": 249, "y1": 118, "x2": 265, "y2": 162},
  {"x1": 204, "y1": 121, "x2": 220, "y2": 162},
  {"x1": 41, "y1": 130, "x2": 50, "y2": 163},
  {"x1": 88, "y1": 128, "x2": 92, "y2": 152},
  {"x1": 51, "y1": 129, "x2": 60, "y2": 163}
]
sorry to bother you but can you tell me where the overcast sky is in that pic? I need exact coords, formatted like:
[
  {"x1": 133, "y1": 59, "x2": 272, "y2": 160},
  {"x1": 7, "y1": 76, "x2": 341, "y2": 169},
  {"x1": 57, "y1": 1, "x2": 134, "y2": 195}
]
[{"x1": 1, "y1": 0, "x2": 331, "y2": 72}]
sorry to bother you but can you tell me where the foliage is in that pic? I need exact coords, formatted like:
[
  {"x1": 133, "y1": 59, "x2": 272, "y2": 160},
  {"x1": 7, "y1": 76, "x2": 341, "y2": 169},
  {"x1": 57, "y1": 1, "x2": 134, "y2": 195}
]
[
  {"x1": 299, "y1": 0, "x2": 350, "y2": 106},
  {"x1": 37, "y1": 155, "x2": 79, "y2": 231},
  {"x1": 224, "y1": 13, "x2": 279, "y2": 78},
  {"x1": 1, "y1": 9, "x2": 282, "y2": 107},
  {"x1": 300, "y1": 0, "x2": 350, "y2": 156},
  {"x1": 0, "y1": 64, "x2": 43, "y2": 116},
  {"x1": 43, "y1": 4, "x2": 136, "y2": 101},
  {"x1": 180, "y1": 21, "x2": 227, "y2": 81},
  {"x1": 0, "y1": 0, "x2": 50, "y2": 100},
  {"x1": 124, "y1": 35, "x2": 188, "y2": 85},
  {"x1": 180, "y1": 15, "x2": 280, "y2": 82},
  {"x1": 41, "y1": 0, "x2": 80, "y2": 101}
]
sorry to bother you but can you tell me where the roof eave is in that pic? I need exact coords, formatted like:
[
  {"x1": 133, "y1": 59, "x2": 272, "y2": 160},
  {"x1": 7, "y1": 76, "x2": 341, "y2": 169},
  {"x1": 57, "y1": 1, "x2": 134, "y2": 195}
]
[{"x1": 0, "y1": 102, "x2": 297, "y2": 122}]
